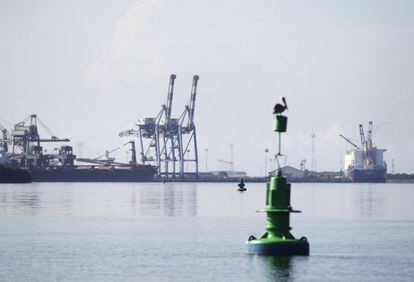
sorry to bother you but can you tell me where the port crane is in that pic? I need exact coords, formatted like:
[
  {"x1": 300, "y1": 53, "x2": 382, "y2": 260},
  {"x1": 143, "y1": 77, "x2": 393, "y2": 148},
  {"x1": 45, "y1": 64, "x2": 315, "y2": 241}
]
[
  {"x1": 155, "y1": 74, "x2": 180, "y2": 177},
  {"x1": 11, "y1": 114, "x2": 70, "y2": 153},
  {"x1": 3, "y1": 114, "x2": 74, "y2": 167},
  {"x1": 367, "y1": 121, "x2": 373, "y2": 149},
  {"x1": 359, "y1": 122, "x2": 374, "y2": 167},
  {"x1": 339, "y1": 122, "x2": 374, "y2": 153},
  {"x1": 359, "y1": 124, "x2": 366, "y2": 147},
  {"x1": 177, "y1": 75, "x2": 199, "y2": 177},
  {"x1": 119, "y1": 74, "x2": 177, "y2": 175},
  {"x1": 340, "y1": 121, "x2": 383, "y2": 171},
  {"x1": 119, "y1": 74, "x2": 200, "y2": 178}
]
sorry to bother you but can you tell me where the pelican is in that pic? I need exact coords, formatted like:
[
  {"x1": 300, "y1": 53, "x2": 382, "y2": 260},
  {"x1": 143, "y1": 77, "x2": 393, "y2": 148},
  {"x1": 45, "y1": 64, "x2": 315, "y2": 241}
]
[{"x1": 273, "y1": 97, "x2": 288, "y2": 114}]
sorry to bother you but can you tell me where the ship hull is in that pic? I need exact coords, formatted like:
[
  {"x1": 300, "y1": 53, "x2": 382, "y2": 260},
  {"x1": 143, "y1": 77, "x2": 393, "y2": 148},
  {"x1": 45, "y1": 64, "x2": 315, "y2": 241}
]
[
  {"x1": 347, "y1": 168, "x2": 386, "y2": 183},
  {"x1": 0, "y1": 165, "x2": 32, "y2": 183},
  {"x1": 30, "y1": 166, "x2": 157, "y2": 182}
]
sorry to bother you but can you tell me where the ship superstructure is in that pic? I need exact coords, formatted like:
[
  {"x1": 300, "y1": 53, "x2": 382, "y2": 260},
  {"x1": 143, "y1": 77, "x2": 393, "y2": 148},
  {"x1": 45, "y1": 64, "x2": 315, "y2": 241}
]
[{"x1": 340, "y1": 121, "x2": 387, "y2": 182}]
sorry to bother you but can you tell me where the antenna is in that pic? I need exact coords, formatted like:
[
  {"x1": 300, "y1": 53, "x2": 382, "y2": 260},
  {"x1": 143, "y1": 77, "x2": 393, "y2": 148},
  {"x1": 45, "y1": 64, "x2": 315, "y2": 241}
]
[
  {"x1": 204, "y1": 148, "x2": 209, "y2": 172},
  {"x1": 310, "y1": 131, "x2": 316, "y2": 171},
  {"x1": 229, "y1": 143, "x2": 234, "y2": 171},
  {"x1": 339, "y1": 138, "x2": 343, "y2": 175},
  {"x1": 300, "y1": 159, "x2": 306, "y2": 171}
]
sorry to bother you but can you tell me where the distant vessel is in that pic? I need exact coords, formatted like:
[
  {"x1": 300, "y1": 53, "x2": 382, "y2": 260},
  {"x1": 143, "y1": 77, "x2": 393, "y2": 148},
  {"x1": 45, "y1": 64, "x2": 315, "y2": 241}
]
[
  {"x1": 340, "y1": 121, "x2": 387, "y2": 183},
  {"x1": 0, "y1": 114, "x2": 157, "y2": 182}
]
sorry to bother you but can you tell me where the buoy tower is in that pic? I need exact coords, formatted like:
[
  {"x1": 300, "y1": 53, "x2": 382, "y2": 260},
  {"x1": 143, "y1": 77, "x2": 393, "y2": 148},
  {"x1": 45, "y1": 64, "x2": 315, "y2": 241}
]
[{"x1": 246, "y1": 100, "x2": 309, "y2": 256}]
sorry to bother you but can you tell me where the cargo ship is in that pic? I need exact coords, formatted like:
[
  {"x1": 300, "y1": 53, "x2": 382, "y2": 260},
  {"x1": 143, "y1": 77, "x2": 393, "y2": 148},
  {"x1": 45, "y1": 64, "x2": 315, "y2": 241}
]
[
  {"x1": 340, "y1": 121, "x2": 387, "y2": 182},
  {"x1": 0, "y1": 114, "x2": 157, "y2": 182},
  {"x1": 0, "y1": 165, "x2": 32, "y2": 183},
  {"x1": 29, "y1": 165, "x2": 156, "y2": 182}
]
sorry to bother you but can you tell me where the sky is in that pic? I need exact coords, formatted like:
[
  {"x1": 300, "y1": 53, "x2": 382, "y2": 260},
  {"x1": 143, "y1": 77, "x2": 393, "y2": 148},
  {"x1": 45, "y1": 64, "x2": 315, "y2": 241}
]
[{"x1": 0, "y1": 0, "x2": 413, "y2": 175}]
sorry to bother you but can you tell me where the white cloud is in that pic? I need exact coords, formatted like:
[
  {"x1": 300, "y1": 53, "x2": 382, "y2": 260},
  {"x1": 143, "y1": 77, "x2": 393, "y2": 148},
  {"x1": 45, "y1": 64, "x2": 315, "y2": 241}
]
[
  {"x1": 84, "y1": 0, "x2": 167, "y2": 89},
  {"x1": 325, "y1": 122, "x2": 341, "y2": 140}
]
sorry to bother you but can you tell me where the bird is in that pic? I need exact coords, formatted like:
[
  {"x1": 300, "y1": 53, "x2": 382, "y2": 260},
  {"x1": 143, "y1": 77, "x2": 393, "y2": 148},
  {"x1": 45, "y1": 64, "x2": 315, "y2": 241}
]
[{"x1": 273, "y1": 97, "x2": 288, "y2": 114}]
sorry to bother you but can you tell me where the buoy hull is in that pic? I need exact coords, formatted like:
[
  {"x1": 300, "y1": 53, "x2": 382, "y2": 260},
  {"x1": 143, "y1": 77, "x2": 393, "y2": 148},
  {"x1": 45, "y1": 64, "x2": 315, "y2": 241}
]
[{"x1": 246, "y1": 237, "x2": 309, "y2": 256}]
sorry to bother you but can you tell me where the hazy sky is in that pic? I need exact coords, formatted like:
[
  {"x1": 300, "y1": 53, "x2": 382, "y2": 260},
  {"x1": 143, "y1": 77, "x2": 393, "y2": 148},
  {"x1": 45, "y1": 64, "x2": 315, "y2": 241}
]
[{"x1": 0, "y1": 0, "x2": 413, "y2": 175}]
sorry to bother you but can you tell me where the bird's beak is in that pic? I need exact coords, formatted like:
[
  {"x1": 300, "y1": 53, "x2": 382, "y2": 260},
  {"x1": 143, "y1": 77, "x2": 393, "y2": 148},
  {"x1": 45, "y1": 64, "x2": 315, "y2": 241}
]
[{"x1": 282, "y1": 97, "x2": 288, "y2": 111}]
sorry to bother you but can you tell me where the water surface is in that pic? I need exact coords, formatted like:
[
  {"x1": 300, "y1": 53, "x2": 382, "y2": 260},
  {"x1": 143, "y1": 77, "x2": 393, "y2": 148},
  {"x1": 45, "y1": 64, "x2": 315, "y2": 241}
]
[{"x1": 1, "y1": 182, "x2": 413, "y2": 281}]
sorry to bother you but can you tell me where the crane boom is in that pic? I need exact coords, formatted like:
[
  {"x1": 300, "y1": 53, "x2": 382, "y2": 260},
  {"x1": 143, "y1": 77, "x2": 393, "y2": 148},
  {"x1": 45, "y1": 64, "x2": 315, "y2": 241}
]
[
  {"x1": 187, "y1": 75, "x2": 199, "y2": 129},
  {"x1": 165, "y1": 74, "x2": 176, "y2": 125},
  {"x1": 94, "y1": 141, "x2": 132, "y2": 160},
  {"x1": 119, "y1": 129, "x2": 139, "y2": 137},
  {"x1": 359, "y1": 124, "x2": 366, "y2": 146},
  {"x1": 367, "y1": 121, "x2": 373, "y2": 148},
  {"x1": 339, "y1": 134, "x2": 360, "y2": 150}
]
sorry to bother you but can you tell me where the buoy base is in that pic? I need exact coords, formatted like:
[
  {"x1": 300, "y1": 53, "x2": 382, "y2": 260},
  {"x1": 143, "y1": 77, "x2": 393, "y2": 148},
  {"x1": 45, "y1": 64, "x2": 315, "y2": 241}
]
[{"x1": 246, "y1": 235, "x2": 309, "y2": 256}]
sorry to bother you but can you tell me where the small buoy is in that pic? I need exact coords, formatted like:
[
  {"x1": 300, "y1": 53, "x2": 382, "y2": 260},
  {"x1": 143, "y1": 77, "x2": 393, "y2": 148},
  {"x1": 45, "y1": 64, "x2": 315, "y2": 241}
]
[{"x1": 238, "y1": 178, "x2": 246, "y2": 191}]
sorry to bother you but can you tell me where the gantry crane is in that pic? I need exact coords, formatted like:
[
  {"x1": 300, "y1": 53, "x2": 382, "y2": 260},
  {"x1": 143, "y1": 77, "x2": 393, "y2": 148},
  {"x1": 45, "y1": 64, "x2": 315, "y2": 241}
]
[
  {"x1": 119, "y1": 74, "x2": 176, "y2": 176},
  {"x1": 178, "y1": 75, "x2": 199, "y2": 177},
  {"x1": 5, "y1": 114, "x2": 74, "y2": 167},
  {"x1": 155, "y1": 74, "x2": 180, "y2": 177},
  {"x1": 11, "y1": 114, "x2": 70, "y2": 154},
  {"x1": 119, "y1": 74, "x2": 200, "y2": 178}
]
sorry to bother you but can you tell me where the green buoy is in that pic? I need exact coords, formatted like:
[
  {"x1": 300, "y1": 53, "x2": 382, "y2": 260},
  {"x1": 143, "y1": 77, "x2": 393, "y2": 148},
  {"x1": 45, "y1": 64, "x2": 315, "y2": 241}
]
[
  {"x1": 238, "y1": 178, "x2": 247, "y2": 192},
  {"x1": 246, "y1": 99, "x2": 309, "y2": 256}
]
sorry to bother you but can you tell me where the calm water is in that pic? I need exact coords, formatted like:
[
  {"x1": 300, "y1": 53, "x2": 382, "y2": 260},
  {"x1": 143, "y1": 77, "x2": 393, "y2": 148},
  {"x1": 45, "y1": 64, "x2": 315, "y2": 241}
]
[{"x1": 1, "y1": 182, "x2": 414, "y2": 281}]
